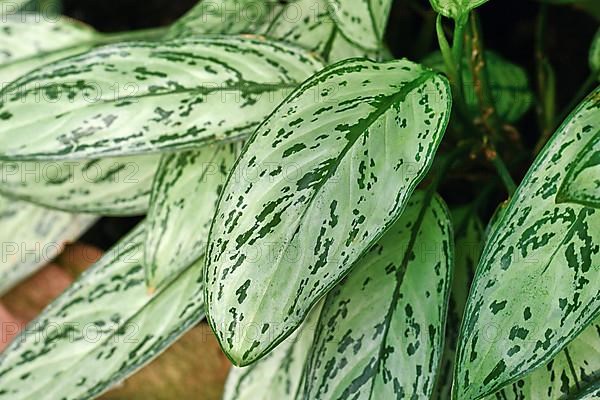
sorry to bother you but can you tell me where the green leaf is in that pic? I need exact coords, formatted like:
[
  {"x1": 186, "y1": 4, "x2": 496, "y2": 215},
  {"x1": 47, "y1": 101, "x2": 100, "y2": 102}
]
[
  {"x1": 433, "y1": 207, "x2": 484, "y2": 400},
  {"x1": 557, "y1": 130, "x2": 600, "y2": 208},
  {"x1": 264, "y1": 0, "x2": 386, "y2": 63},
  {"x1": 0, "y1": 36, "x2": 323, "y2": 161},
  {"x1": 488, "y1": 317, "x2": 600, "y2": 399},
  {"x1": 327, "y1": 0, "x2": 393, "y2": 50},
  {"x1": 0, "y1": 156, "x2": 158, "y2": 215},
  {"x1": 578, "y1": 383, "x2": 600, "y2": 400},
  {"x1": 145, "y1": 142, "x2": 242, "y2": 289},
  {"x1": 0, "y1": 0, "x2": 32, "y2": 13},
  {"x1": 300, "y1": 191, "x2": 453, "y2": 399},
  {"x1": 591, "y1": 29, "x2": 600, "y2": 77},
  {"x1": 0, "y1": 196, "x2": 96, "y2": 295},
  {"x1": 429, "y1": 0, "x2": 490, "y2": 19},
  {"x1": 0, "y1": 223, "x2": 207, "y2": 400},
  {"x1": 423, "y1": 50, "x2": 533, "y2": 123},
  {"x1": 0, "y1": 14, "x2": 97, "y2": 84},
  {"x1": 166, "y1": 0, "x2": 277, "y2": 39},
  {"x1": 223, "y1": 301, "x2": 323, "y2": 400},
  {"x1": 206, "y1": 58, "x2": 452, "y2": 366},
  {"x1": 454, "y1": 88, "x2": 600, "y2": 400}
]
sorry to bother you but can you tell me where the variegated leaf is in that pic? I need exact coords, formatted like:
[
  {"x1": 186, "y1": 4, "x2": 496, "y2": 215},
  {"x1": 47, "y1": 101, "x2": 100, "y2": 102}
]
[
  {"x1": 166, "y1": 0, "x2": 276, "y2": 39},
  {"x1": 0, "y1": 14, "x2": 97, "y2": 84},
  {"x1": 206, "y1": 58, "x2": 451, "y2": 366},
  {"x1": 433, "y1": 207, "x2": 484, "y2": 400},
  {"x1": 300, "y1": 191, "x2": 453, "y2": 399},
  {"x1": 454, "y1": 88, "x2": 600, "y2": 400},
  {"x1": 145, "y1": 142, "x2": 242, "y2": 289},
  {"x1": 557, "y1": 130, "x2": 600, "y2": 209},
  {"x1": 487, "y1": 317, "x2": 600, "y2": 399},
  {"x1": 0, "y1": 0, "x2": 32, "y2": 14},
  {"x1": 0, "y1": 223, "x2": 207, "y2": 400},
  {"x1": 591, "y1": 29, "x2": 600, "y2": 77},
  {"x1": 223, "y1": 301, "x2": 323, "y2": 400},
  {"x1": 0, "y1": 36, "x2": 323, "y2": 161},
  {"x1": 429, "y1": 0, "x2": 490, "y2": 19},
  {"x1": 264, "y1": 0, "x2": 384, "y2": 63},
  {"x1": 423, "y1": 51, "x2": 533, "y2": 123},
  {"x1": 0, "y1": 156, "x2": 158, "y2": 215},
  {"x1": 578, "y1": 383, "x2": 600, "y2": 400},
  {"x1": 327, "y1": 0, "x2": 393, "y2": 51},
  {"x1": 0, "y1": 195, "x2": 96, "y2": 295}
]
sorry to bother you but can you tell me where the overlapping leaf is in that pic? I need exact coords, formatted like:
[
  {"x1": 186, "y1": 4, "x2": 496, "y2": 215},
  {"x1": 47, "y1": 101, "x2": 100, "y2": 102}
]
[
  {"x1": 327, "y1": 0, "x2": 393, "y2": 50},
  {"x1": 223, "y1": 302, "x2": 323, "y2": 400},
  {"x1": 264, "y1": 0, "x2": 385, "y2": 63},
  {"x1": 300, "y1": 191, "x2": 453, "y2": 399},
  {"x1": 429, "y1": 0, "x2": 490, "y2": 19},
  {"x1": 424, "y1": 50, "x2": 533, "y2": 123},
  {"x1": 0, "y1": 196, "x2": 96, "y2": 295},
  {"x1": 488, "y1": 317, "x2": 600, "y2": 399},
  {"x1": 0, "y1": 224, "x2": 207, "y2": 400},
  {"x1": 166, "y1": 0, "x2": 276, "y2": 39},
  {"x1": 454, "y1": 88, "x2": 600, "y2": 400},
  {"x1": 0, "y1": 36, "x2": 323, "y2": 161},
  {"x1": 206, "y1": 58, "x2": 451, "y2": 365},
  {"x1": 557, "y1": 130, "x2": 600, "y2": 208},
  {"x1": 0, "y1": 156, "x2": 158, "y2": 215},
  {"x1": 0, "y1": 14, "x2": 97, "y2": 84},
  {"x1": 145, "y1": 142, "x2": 242, "y2": 289},
  {"x1": 433, "y1": 207, "x2": 484, "y2": 399}
]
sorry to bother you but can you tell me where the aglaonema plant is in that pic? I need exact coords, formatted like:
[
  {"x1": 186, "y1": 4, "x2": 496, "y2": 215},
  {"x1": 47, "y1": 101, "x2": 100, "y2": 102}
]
[{"x1": 0, "y1": 0, "x2": 597, "y2": 399}]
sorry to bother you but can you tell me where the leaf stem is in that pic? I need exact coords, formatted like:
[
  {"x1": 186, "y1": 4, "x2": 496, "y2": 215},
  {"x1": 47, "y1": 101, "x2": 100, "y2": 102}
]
[{"x1": 486, "y1": 147, "x2": 517, "y2": 196}]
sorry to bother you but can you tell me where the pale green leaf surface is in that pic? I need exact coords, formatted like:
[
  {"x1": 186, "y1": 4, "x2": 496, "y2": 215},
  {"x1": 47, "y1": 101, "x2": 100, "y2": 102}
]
[
  {"x1": 327, "y1": 0, "x2": 393, "y2": 50},
  {"x1": 145, "y1": 142, "x2": 242, "y2": 289},
  {"x1": 300, "y1": 191, "x2": 453, "y2": 399},
  {"x1": 0, "y1": 36, "x2": 323, "y2": 161},
  {"x1": 433, "y1": 207, "x2": 484, "y2": 400},
  {"x1": 454, "y1": 88, "x2": 600, "y2": 400},
  {"x1": 429, "y1": 0, "x2": 490, "y2": 19},
  {"x1": 0, "y1": 0, "x2": 32, "y2": 14},
  {"x1": 0, "y1": 195, "x2": 96, "y2": 295},
  {"x1": 557, "y1": 130, "x2": 600, "y2": 209},
  {"x1": 0, "y1": 14, "x2": 96, "y2": 84},
  {"x1": 223, "y1": 302, "x2": 323, "y2": 400},
  {"x1": 487, "y1": 317, "x2": 600, "y2": 399},
  {"x1": 264, "y1": 0, "x2": 384, "y2": 63},
  {"x1": 424, "y1": 51, "x2": 533, "y2": 123},
  {"x1": 0, "y1": 224, "x2": 207, "y2": 400},
  {"x1": 0, "y1": 155, "x2": 158, "y2": 215},
  {"x1": 206, "y1": 58, "x2": 451, "y2": 366}
]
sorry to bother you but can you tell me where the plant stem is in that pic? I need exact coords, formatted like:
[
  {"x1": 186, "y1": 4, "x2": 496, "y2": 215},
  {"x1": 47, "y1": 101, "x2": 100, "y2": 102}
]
[
  {"x1": 534, "y1": 4, "x2": 557, "y2": 154},
  {"x1": 487, "y1": 147, "x2": 517, "y2": 196}
]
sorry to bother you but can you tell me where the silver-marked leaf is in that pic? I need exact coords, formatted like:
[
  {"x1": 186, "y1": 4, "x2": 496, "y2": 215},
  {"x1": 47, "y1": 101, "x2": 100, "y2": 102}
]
[
  {"x1": 327, "y1": 0, "x2": 393, "y2": 51},
  {"x1": 300, "y1": 191, "x2": 453, "y2": 399},
  {"x1": 0, "y1": 223, "x2": 207, "y2": 400},
  {"x1": 578, "y1": 383, "x2": 600, "y2": 400},
  {"x1": 454, "y1": 88, "x2": 600, "y2": 400},
  {"x1": 0, "y1": 155, "x2": 158, "y2": 215},
  {"x1": 557, "y1": 130, "x2": 600, "y2": 209},
  {"x1": 488, "y1": 317, "x2": 600, "y2": 399},
  {"x1": 145, "y1": 142, "x2": 242, "y2": 289},
  {"x1": 223, "y1": 301, "x2": 323, "y2": 400},
  {"x1": 166, "y1": 0, "x2": 276, "y2": 39},
  {"x1": 423, "y1": 51, "x2": 533, "y2": 123},
  {"x1": 0, "y1": 0, "x2": 33, "y2": 14},
  {"x1": 0, "y1": 14, "x2": 97, "y2": 84},
  {"x1": 484, "y1": 201, "x2": 508, "y2": 242},
  {"x1": 429, "y1": 0, "x2": 490, "y2": 19},
  {"x1": 0, "y1": 195, "x2": 96, "y2": 295},
  {"x1": 433, "y1": 207, "x2": 484, "y2": 400},
  {"x1": 0, "y1": 36, "x2": 323, "y2": 161},
  {"x1": 264, "y1": 0, "x2": 384, "y2": 63},
  {"x1": 591, "y1": 29, "x2": 600, "y2": 77},
  {"x1": 206, "y1": 58, "x2": 451, "y2": 366}
]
